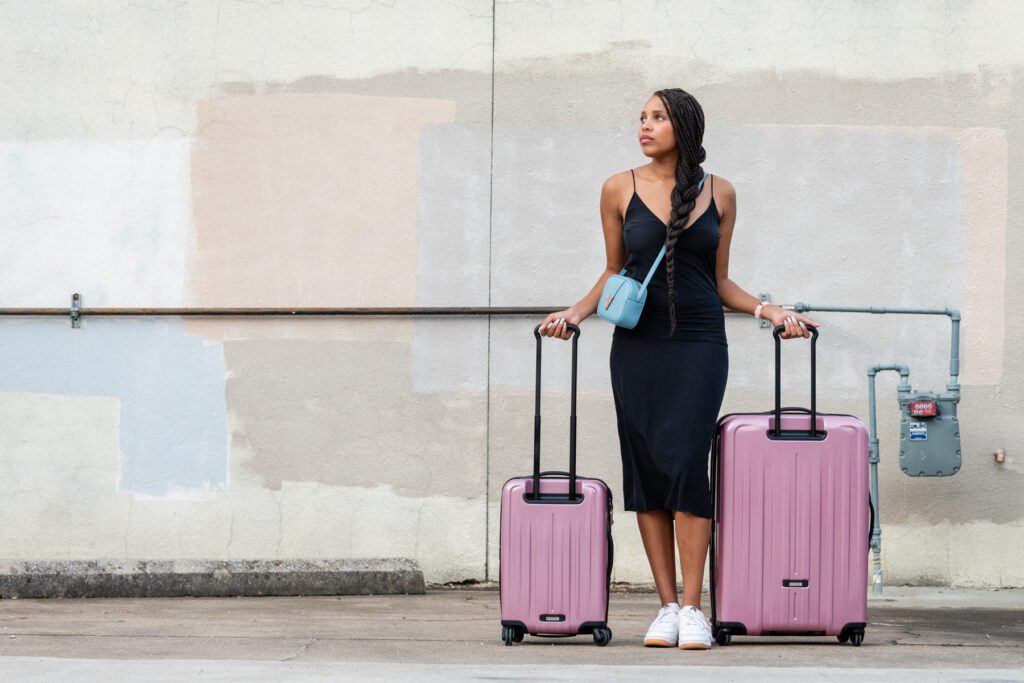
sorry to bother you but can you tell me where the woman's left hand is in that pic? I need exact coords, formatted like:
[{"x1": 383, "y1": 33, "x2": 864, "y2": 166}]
[{"x1": 764, "y1": 306, "x2": 820, "y2": 339}]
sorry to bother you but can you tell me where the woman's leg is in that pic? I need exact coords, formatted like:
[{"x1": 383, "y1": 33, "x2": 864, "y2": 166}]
[
  {"x1": 675, "y1": 511, "x2": 711, "y2": 609},
  {"x1": 636, "y1": 509, "x2": 678, "y2": 604}
]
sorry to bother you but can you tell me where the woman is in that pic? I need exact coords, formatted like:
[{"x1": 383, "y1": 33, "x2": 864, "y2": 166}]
[{"x1": 539, "y1": 88, "x2": 819, "y2": 650}]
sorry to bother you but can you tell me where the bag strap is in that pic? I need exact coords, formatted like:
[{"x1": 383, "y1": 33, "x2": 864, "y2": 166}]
[{"x1": 638, "y1": 171, "x2": 708, "y2": 294}]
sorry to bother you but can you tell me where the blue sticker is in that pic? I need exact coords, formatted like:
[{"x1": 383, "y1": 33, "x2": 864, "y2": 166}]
[{"x1": 909, "y1": 422, "x2": 928, "y2": 441}]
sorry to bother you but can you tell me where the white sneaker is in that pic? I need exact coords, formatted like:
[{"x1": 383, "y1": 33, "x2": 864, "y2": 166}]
[
  {"x1": 677, "y1": 605, "x2": 713, "y2": 650},
  {"x1": 643, "y1": 603, "x2": 680, "y2": 647}
]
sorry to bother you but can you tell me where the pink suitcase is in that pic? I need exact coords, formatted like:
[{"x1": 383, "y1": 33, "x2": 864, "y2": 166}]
[
  {"x1": 710, "y1": 325, "x2": 871, "y2": 647},
  {"x1": 499, "y1": 323, "x2": 613, "y2": 646}
]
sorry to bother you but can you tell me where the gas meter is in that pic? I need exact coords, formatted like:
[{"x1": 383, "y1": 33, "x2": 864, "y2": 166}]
[{"x1": 897, "y1": 388, "x2": 961, "y2": 476}]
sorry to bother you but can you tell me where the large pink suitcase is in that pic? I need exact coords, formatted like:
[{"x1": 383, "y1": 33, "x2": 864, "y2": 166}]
[
  {"x1": 499, "y1": 323, "x2": 613, "y2": 646},
  {"x1": 711, "y1": 325, "x2": 871, "y2": 647}
]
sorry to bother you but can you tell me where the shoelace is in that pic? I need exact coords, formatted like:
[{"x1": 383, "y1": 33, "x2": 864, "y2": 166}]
[
  {"x1": 654, "y1": 607, "x2": 678, "y2": 627},
  {"x1": 680, "y1": 608, "x2": 709, "y2": 630}
]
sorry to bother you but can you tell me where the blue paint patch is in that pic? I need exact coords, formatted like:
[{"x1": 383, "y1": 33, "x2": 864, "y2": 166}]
[{"x1": 0, "y1": 318, "x2": 227, "y2": 495}]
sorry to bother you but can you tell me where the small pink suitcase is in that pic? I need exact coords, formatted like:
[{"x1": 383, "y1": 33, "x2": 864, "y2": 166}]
[
  {"x1": 711, "y1": 325, "x2": 871, "y2": 647},
  {"x1": 499, "y1": 323, "x2": 613, "y2": 646}
]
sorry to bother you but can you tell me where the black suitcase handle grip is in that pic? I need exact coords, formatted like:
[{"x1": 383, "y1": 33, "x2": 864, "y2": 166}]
[
  {"x1": 772, "y1": 324, "x2": 820, "y2": 439},
  {"x1": 531, "y1": 323, "x2": 581, "y2": 501}
]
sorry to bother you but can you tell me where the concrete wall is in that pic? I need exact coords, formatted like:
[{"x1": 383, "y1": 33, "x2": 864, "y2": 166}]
[{"x1": 0, "y1": 1, "x2": 1021, "y2": 587}]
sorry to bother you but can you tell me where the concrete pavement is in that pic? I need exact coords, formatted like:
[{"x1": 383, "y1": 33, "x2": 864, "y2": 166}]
[{"x1": 0, "y1": 587, "x2": 1021, "y2": 680}]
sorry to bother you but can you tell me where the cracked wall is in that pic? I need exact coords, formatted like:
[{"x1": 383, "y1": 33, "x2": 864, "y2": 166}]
[{"x1": 0, "y1": 0, "x2": 1021, "y2": 586}]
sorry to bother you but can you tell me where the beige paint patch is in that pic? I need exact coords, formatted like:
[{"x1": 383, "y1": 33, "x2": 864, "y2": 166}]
[
  {"x1": 188, "y1": 93, "x2": 456, "y2": 307},
  {"x1": 955, "y1": 128, "x2": 1008, "y2": 386}
]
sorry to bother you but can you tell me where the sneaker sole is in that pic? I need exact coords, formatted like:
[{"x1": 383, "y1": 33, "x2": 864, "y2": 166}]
[
  {"x1": 643, "y1": 638, "x2": 676, "y2": 647},
  {"x1": 678, "y1": 642, "x2": 711, "y2": 650}
]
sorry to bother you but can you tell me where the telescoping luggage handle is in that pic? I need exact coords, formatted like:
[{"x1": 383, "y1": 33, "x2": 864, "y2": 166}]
[
  {"x1": 772, "y1": 323, "x2": 825, "y2": 440},
  {"x1": 531, "y1": 322, "x2": 581, "y2": 502}
]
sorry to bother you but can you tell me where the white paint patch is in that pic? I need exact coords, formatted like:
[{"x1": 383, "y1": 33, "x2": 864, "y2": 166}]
[
  {"x1": 0, "y1": 392, "x2": 482, "y2": 582},
  {"x1": 884, "y1": 521, "x2": 1024, "y2": 588},
  {"x1": 0, "y1": 3, "x2": 492, "y2": 139},
  {"x1": 0, "y1": 391, "x2": 126, "y2": 560},
  {"x1": 497, "y1": 0, "x2": 1022, "y2": 81},
  {"x1": 128, "y1": 483, "x2": 228, "y2": 503},
  {"x1": 124, "y1": 484, "x2": 486, "y2": 583},
  {"x1": 0, "y1": 139, "x2": 189, "y2": 306}
]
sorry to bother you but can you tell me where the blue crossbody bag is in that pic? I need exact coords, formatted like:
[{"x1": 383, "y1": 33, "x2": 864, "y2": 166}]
[{"x1": 597, "y1": 171, "x2": 707, "y2": 328}]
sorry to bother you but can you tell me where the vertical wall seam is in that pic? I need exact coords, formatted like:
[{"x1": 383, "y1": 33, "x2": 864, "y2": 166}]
[{"x1": 484, "y1": 0, "x2": 496, "y2": 583}]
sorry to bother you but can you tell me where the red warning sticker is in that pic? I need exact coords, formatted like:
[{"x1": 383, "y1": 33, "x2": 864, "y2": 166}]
[{"x1": 909, "y1": 401, "x2": 938, "y2": 417}]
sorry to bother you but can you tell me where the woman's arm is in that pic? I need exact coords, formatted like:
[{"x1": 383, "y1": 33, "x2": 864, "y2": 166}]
[
  {"x1": 539, "y1": 173, "x2": 629, "y2": 339},
  {"x1": 576, "y1": 173, "x2": 630, "y2": 318},
  {"x1": 713, "y1": 178, "x2": 761, "y2": 315},
  {"x1": 713, "y1": 177, "x2": 819, "y2": 338}
]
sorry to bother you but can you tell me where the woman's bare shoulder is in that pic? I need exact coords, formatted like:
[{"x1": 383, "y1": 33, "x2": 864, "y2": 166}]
[
  {"x1": 601, "y1": 169, "x2": 634, "y2": 194},
  {"x1": 711, "y1": 173, "x2": 736, "y2": 199},
  {"x1": 710, "y1": 173, "x2": 737, "y2": 216},
  {"x1": 599, "y1": 170, "x2": 635, "y2": 218}
]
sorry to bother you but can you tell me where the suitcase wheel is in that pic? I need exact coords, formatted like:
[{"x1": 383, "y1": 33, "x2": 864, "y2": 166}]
[
  {"x1": 592, "y1": 626, "x2": 612, "y2": 646},
  {"x1": 838, "y1": 628, "x2": 864, "y2": 646},
  {"x1": 502, "y1": 626, "x2": 525, "y2": 645},
  {"x1": 715, "y1": 630, "x2": 732, "y2": 646}
]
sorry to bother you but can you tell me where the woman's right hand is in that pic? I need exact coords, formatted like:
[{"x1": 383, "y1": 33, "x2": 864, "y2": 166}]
[{"x1": 539, "y1": 308, "x2": 583, "y2": 340}]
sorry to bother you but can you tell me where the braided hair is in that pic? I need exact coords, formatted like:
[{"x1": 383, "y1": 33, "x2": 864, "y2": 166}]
[{"x1": 653, "y1": 88, "x2": 706, "y2": 336}]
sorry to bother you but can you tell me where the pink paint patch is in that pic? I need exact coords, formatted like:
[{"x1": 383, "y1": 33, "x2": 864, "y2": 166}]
[
  {"x1": 955, "y1": 128, "x2": 1007, "y2": 386},
  {"x1": 187, "y1": 92, "x2": 455, "y2": 308}
]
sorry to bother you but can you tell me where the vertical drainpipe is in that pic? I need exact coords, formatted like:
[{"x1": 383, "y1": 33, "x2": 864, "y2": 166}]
[
  {"x1": 946, "y1": 311, "x2": 962, "y2": 406},
  {"x1": 866, "y1": 363, "x2": 911, "y2": 596}
]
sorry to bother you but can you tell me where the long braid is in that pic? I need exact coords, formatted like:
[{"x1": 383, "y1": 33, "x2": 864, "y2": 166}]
[{"x1": 654, "y1": 89, "x2": 707, "y2": 336}]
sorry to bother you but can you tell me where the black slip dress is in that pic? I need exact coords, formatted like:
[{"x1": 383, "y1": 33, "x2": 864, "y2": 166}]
[{"x1": 608, "y1": 169, "x2": 729, "y2": 517}]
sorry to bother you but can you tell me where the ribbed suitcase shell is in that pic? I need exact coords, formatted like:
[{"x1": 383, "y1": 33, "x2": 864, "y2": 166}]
[
  {"x1": 499, "y1": 475, "x2": 611, "y2": 635},
  {"x1": 714, "y1": 411, "x2": 869, "y2": 637}
]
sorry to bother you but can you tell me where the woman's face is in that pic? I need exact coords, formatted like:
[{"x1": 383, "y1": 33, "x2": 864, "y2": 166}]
[{"x1": 638, "y1": 95, "x2": 675, "y2": 158}]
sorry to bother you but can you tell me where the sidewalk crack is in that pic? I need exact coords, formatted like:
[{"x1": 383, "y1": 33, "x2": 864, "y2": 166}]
[{"x1": 282, "y1": 637, "x2": 317, "y2": 661}]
